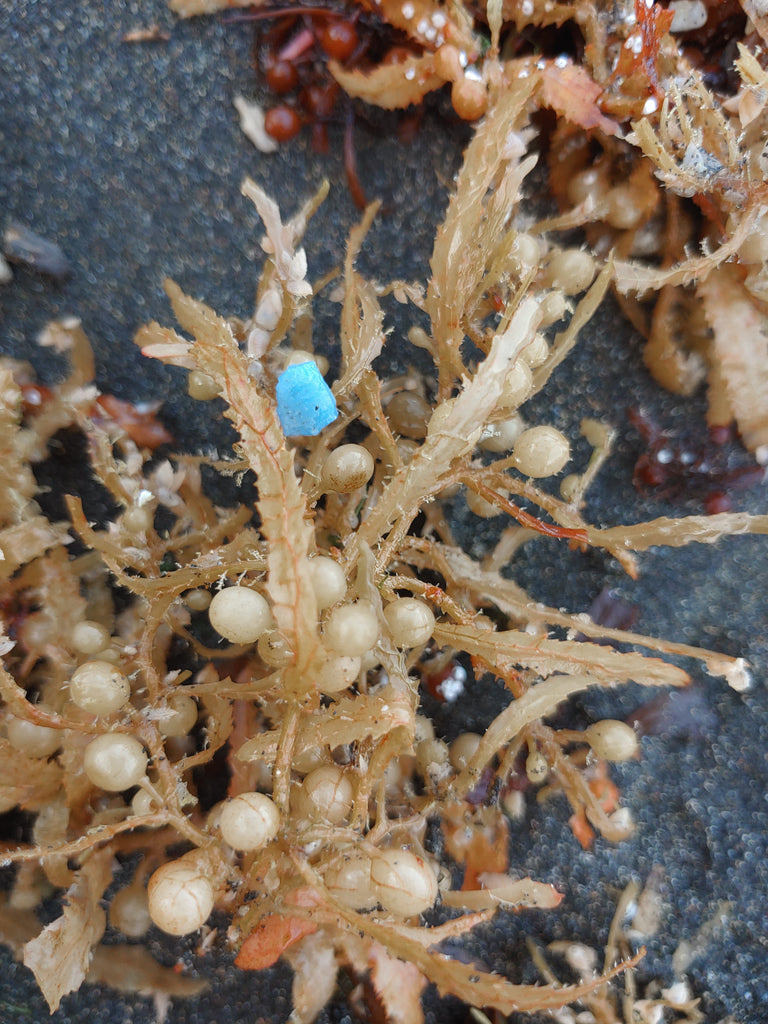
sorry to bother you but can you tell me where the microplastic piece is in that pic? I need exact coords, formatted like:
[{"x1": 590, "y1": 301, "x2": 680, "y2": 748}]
[{"x1": 276, "y1": 360, "x2": 338, "y2": 436}]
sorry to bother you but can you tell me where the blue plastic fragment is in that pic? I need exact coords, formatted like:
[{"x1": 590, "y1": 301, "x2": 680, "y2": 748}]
[{"x1": 276, "y1": 360, "x2": 339, "y2": 437}]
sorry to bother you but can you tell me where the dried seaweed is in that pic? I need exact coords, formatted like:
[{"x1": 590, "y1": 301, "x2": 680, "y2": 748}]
[{"x1": 2, "y1": 10, "x2": 767, "y2": 1022}]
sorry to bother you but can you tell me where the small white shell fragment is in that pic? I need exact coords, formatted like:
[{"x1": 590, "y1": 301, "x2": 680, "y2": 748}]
[
  {"x1": 668, "y1": 1, "x2": 707, "y2": 32},
  {"x1": 233, "y1": 95, "x2": 279, "y2": 154}
]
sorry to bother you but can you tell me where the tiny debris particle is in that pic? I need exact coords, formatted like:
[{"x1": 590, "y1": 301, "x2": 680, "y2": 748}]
[
  {"x1": 234, "y1": 95, "x2": 279, "y2": 154},
  {"x1": 3, "y1": 221, "x2": 71, "y2": 282},
  {"x1": 121, "y1": 24, "x2": 170, "y2": 43},
  {"x1": 681, "y1": 142, "x2": 724, "y2": 178},
  {"x1": 276, "y1": 360, "x2": 338, "y2": 436}
]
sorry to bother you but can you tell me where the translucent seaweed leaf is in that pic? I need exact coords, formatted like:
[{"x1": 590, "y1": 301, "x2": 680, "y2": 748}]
[
  {"x1": 698, "y1": 263, "x2": 768, "y2": 454},
  {"x1": 328, "y1": 55, "x2": 445, "y2": 110},
  {"x1": 426, "y1": 79, "x2": 538, "y2": 394},
  {"x1": 163, "y1": 281, "x2": 321, "y2": 692},
  {"x1": 23, "y1": 849, "x2": 112, "y2": 1012}
]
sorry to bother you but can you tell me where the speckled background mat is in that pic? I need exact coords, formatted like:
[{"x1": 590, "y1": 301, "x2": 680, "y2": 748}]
[{"x1": 1, "y1": 3, "x2": 767, "y2": 1023}]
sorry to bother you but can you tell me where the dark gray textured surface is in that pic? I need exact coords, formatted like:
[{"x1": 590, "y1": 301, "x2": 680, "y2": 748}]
[{"x1": 1, "y1": 2, "x2": 767, "y2": 1023}]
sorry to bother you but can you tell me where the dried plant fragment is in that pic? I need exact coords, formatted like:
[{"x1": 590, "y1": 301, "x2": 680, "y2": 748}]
[
  {"x1": 169, "y1": 0, "x2": 253, "y2": 15},
  {"x1": 22, "y1": 849, "x2": 112, "y2": 1012},
  {"x1": 328, "y1": 55, "x2": 445, "y2": 110},
  {"x1": 698, "y1": 264, "x2": 768, "y2": 457},
  {"x1": 426, "y1": 79, "x2": 538, "y2": 395}
]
